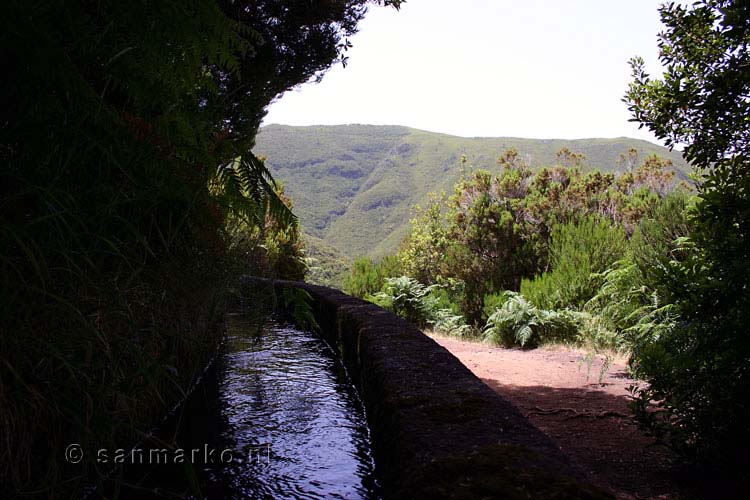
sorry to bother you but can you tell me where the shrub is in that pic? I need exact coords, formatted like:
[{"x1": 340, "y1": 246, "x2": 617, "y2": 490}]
[
  {"x1": 585, "y1": 262, "x2": 647, "y2": 333},
  {"x1": 483, "y1": 292, "x2": 579, "y2": 348},
  {"x1": 521, "y1": 216, "x2": 628, "y2": 310},
  {"x1": 344, "y1": 257, "x2": 380, "y2": 297},
  {"x1": 482, "y1": 292, "x2": 511, "y2": 322},
  {"x1": 573, "y1": 308, "x2": 624, "y2": 353},
  {"x1": 518, "y1": 272, "x2": 560, "y2": 312},
  {"x1": 344, "y1": 255, "x2": 403, "y2": 298},
  {"x1": 583, "y1": 193, "x2": 691, "y2": 355},
  {"x1": 629, "y1": 190, "x2": 692, "y2": 298},
  {"x1": 428, "y1": 285, "x2": 463, "y2": 315},
  {"x1": 429, "y1": 308, "x2": 473, "y2": 338},
  {"x1": 624, "y1": 0, "x2": 750, "y2": 469},
  {"x1": 584, "y1": 261, "x2": 678, "y2": 357},
  {"x1": 397, "y1": 193, "x2": 449, "y2": 284}
]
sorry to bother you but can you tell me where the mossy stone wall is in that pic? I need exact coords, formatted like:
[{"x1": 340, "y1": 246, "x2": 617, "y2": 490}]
[{"x1": 249, "y1": 279, "x2": 610, "y2": 499}]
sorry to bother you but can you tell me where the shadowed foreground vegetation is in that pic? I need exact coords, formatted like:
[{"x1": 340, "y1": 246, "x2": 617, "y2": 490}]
[{"x1": 0, "y1": 1, "x2": 401, "y2": 497}]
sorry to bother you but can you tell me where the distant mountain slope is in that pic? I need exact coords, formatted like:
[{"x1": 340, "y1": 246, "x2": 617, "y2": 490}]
[
  {"x1": 303, "y1": 233, "x2": 350, "y2": 289},
  {"x1": 256, "y1": 124, "x2": 689, "y2": 258}
]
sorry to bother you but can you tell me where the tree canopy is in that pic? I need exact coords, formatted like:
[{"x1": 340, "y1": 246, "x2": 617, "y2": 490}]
[
  {"x1": 213, "y1": 0, "x2": 403, "y2": 153},
  {"x1": 625, "y1": 0, "x2": 750, "y2": 472},
  {"x1": 625, "y1": 0, "x2": 750, "y2": 166}
]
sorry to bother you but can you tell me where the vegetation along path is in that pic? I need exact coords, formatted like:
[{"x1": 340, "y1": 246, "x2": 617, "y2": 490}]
[{"x1": 429, "y1": 334, "x2": 700, "y2": 500}]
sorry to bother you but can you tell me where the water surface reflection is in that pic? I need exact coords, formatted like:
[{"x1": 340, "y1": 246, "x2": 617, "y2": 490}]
[{"x1": 199, "y1": 316, "x2": 380, "y2": 499}]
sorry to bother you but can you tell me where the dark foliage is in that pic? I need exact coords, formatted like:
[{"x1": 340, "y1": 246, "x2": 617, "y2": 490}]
[
  {"x1": 0, "y1": 0, "x2": 399, "y2": 495},
  {"x1": 625, "y1": 0, "x2": 750, "y2": 476}
]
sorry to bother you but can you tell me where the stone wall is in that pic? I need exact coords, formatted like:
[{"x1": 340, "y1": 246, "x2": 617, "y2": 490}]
[{"x1": 247, "y1": 279, "x2": 610, "y2": 499}]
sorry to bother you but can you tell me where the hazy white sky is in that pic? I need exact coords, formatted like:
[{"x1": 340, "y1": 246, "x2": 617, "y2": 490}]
[{"x1": 263, "y1": 0, "x2": 669, "y2": 143}]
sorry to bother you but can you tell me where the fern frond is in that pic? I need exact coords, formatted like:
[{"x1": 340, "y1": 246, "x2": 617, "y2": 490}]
[{"x1": 213, "y1": 152, "x2": 296, "y2": 228}]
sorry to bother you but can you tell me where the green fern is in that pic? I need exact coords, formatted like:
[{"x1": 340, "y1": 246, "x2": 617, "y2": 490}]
[
  {"x1": 483, "y1": 292, "x2": 579, "y2": 348},
  {"x1": 429, "y1": 308, "x2": 472, "y2": 337},
  {"x1": 279, "y1": 287, "x2": 320, "y2": 333},
  {"x1": 584, "y1": 259, "x2": 679, "y2": 358},
  {"x1": 213, "y1": 154, "x2": 296, "y2": 228},
  {"x1": 372, "y1": 276, "x2": 436, "y2": 327}
]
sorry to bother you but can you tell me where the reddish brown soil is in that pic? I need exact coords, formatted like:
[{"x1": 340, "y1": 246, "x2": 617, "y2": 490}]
[{"x1": 430, "y1": 334, "x2": 702, "y2": 500}]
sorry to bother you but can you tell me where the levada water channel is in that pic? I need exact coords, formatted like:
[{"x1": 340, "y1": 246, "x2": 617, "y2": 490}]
[{"x1": 106, "y1": 314, "x2": 380, "y2": 499}]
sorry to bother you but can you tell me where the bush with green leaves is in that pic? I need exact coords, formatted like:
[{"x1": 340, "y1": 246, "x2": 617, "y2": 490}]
[
  {"x1": 521, "y1": 216, "x2": 628, "y2": 310},
  {"x1": 580, "y1": 193, "x2": 690, "y2": 351},
  {"x1": 426, "y1": 287, "x2": 456, "y2": 313},
  {"x1": 227, "y1": 183, "x2": 307, "y2": 281},
  {"x1": 344, "y1": 257, "x2": 380, "y2": 297},
  {"x1": 398, "y1": 193, "x2": 450, "y2": 285},
  {"x1": 624, "y1": 0, "x2": 750, "y2": 469},
  {"x1": 368, "y1": 275, "x2": 472, "y2": 335},
  {"x1": 344, "y1": 255, "x2": 402, "y2": 298},
  {"x1": 585, "y1": 263, "x2": 648, "y2": 334},
  {"x1": 629, "y1": 191, "x2": 693, "y2": 299},
  {"x1": 585, "y1": 261, "x2": 680, "y2": 359},
  {"x1": 395, "y1": 154, "x2": 677, "y2": 325},
  {"x1": 429, "y1": 308, "x2": 473, "y2": 338},
  {"x1": 483, "y1": 291, "x2": 511, "y2": 322}
]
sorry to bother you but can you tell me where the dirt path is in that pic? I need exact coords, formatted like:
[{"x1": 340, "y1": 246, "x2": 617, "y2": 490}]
[{"x1": 430, "y1": 334, "x2": 697, "y2": 500}]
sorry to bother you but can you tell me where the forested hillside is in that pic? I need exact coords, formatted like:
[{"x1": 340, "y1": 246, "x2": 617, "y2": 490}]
[{"x1": 256, "y1": 124, "x2": 689, "y2": 258}]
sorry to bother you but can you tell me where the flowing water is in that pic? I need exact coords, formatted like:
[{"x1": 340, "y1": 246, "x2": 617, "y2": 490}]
[
  {"x1": 114, "y1": 315, "x2": 380, "y2": 499},
  {"x1": 201, "y1": 315, "x2": 380, "y2": 499}
]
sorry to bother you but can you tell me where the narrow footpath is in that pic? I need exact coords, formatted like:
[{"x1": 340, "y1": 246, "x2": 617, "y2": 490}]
[{"x1": 430, "y1": 334, "x2": 704, "y2": 500}]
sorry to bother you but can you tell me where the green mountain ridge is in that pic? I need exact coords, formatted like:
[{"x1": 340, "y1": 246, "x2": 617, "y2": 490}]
[{"x1": 255, "y1": 124, "x2": 689, "y2": 260}]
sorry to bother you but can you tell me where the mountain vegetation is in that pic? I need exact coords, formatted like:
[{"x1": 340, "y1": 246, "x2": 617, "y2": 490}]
[
  {"x1": 346, "y1": 149, "x2": 685, "y2": 325},
  {"x1": 256, "y1": 124, "x2": 689, "y2": 260},
  {"x1": 303, "y1": 234, "x2": 352, "y2": 288},
  {"x1": 341, "y1": 0, "x2": 750, "y2": 485},
  {"x1": 3, "y1": 0, "x2": 747, "y2": 494}
]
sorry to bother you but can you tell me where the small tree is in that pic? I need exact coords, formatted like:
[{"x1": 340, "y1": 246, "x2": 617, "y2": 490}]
[
  {"x1": 624, "y1": 0, "x2": 750, "y2": 469},
  {"x1": 344, "y1": 255, "x2": 402, "y2": 298},
  {"x1": 445, "y1": 169, "x2": 536, "y2": 324},
  {"x1": 398, "y1": 193, "x2": 449, "y2": 284},
  {"x1": 521, "y1": 216, "x2": 628, "y2": 310}
]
